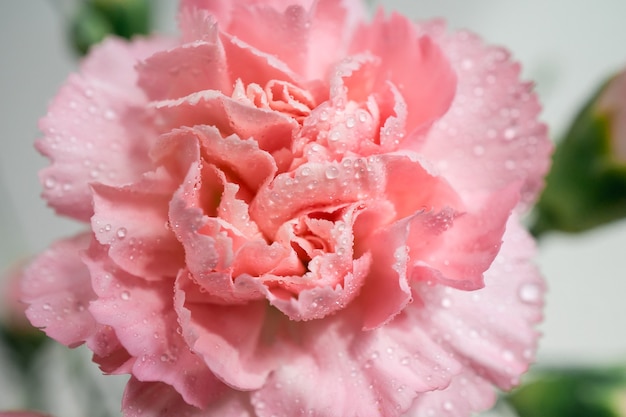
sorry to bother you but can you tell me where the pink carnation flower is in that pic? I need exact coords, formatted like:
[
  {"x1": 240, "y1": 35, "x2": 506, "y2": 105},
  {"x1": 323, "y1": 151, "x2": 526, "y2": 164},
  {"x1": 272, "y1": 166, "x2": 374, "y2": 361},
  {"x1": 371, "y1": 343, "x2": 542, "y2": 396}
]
[{"x1": 22, "y1": 1, "x2": 552, "y2": 416}]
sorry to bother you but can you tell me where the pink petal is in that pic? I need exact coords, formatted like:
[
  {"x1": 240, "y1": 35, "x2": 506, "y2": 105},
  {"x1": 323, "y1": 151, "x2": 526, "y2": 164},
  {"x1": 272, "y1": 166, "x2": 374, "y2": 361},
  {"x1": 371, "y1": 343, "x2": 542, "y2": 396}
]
[
  {"x1": 37, "y1": 37, "x2": 173, "y2": 221},
  {"x1": 174, "y1": 274, "x2": 278, "y2": 391},
  {"x1": 91, "y1": 171, "x2": 185, "y2": 281},
  {"x1": 261, "y1": 249, "x2": 372, "y2": 321},
  {"x1": 122, "y1": 378, "x2": 255, "y2": 417},
  {"x1": 85, "y1": 244, "x2": 222, "y2": 409},
  {"x1": 251, "y1": 157, "x2": 386, "y2": 238},
  {"x1": 152, "y1": 91, "x2": 298, "y2": 157},
  {"x1": 254, "y1": 312, "x2": 460, "y2": 417},
  {"x1": 193, "y1": 125, "x2": 277, "y2": 193},
  {"x1": 137, "y1": 28, "x2": 231, "y2": 100},
  {"x1": 181, "y1": 0, "x2": 365, "y2": 80},
  {"x1": 416, "y1": 22, "x2": 552, "y2": 210},
  {"x1": 408, "y1": 216, "x2": 544, "y2": 415},
  {"x1": 407, "y1": 368, "x2": 496, "y2": 417},
  {"x1": 408, "y1": 183, "x2": 521, "y2": 290},
  {"x1": 356, "y1": 216, "x2": 412, "y2": 330},
  {"x1": 225, "y1": 4, "x2": 311, "y2": 76},
  {"x1": 21, "y1": 233, "x2": 95, "y2": 347},
  {"x1": 349, "y1": 12, "x2": 456, "y2": 136}
]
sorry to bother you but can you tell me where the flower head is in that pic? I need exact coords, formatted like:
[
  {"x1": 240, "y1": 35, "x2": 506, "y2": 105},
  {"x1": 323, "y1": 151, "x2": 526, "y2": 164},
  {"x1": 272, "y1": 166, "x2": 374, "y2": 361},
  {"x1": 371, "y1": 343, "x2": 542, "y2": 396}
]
[{"x1": 22, "y1": 1, "x2": 551, "y2": 416}]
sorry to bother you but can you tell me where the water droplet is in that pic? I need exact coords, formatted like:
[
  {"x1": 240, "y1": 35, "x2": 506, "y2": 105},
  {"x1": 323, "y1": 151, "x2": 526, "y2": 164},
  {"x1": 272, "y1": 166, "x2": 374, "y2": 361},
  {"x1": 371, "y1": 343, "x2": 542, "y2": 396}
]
[
  {"x1": 503, "y1": 127, "x2": 516, "y2": 140},
  {"x1": 518, "y1": 282, "x2": 541, "y2": 304},
  {"x1": 502, "y1": 350, "x2": 515, "y2": 362},
  {"x1": 121, "y1": 291, "x2": 130, "y2": 301},
  {"x1": 319, "y1": 110, "x2": 329, "y2": 121},
  {"x1": 325, "y1": 166, "x2": 339, "y2": 179},
  {"x1": 441, "y1": 297, "x2": 452, "y2": 308},
  {"x1": 104, "y1": 109, "x2": 116, "y2": 120},
  {"x1": 104, "y1": 224, "x2": 112, "y2": 232},
  {"x1": 443, "y1": 401, "x2": 454, "y2": 411},
  {"x1": 473, "y1": 145, "x2": 485, "y2": 156},
  {"x1": 328, "y1": 130, "x2": 341, "y2": 142},
  {"x1": 42, "y1": 303, "x2": 52, "y2": 311},
  {"x1": 345, "y1": 116, "x2": 356, "y2": 128},
  {"x1": 300, "y1": 167, "x2": 311, "y2": 177},
  {"x1": 504, "y1": 159, "x2": 516, "y2": 170},
  {"x1": 116, "y1": 227, "x2": 127, "y2": 239},
  {"x1": 44, "y1": 177, "x2": 57, "y2": 189}
]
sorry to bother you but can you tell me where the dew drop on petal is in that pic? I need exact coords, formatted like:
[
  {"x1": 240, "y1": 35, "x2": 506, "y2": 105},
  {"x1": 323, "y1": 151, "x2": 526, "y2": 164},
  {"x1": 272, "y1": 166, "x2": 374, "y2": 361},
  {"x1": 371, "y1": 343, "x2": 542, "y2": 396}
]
[
  {"x1": 120, "y1": 291, "x2": 130, "y2": 301},
  {"x1": 325, "y1": 166, "x2": 339, "y2": 179},
  {"x1": 116, "y1": 227, "x2": 127, "y2": 239},
  {"x1": 44, "y1": 177, "x2": 56, "y2": 189},
  {"x1": 42, "y1": 303, "x2": 52, "y2": 311},
  {"x1": 502, "y1": 349, "x2": 515, "y2": 362},
  {"x1": 473, "y1": 145, "x2": 485, "y2": 156},
  {"x1": 503, "y1": 127, "x2": 517, "y2": 140},
  {"x1": 518, "y1": 282, "x2": 541, "y2": 304},
  {"x1": 104, "y1": 109, "x2": 116, "y2": 120}
]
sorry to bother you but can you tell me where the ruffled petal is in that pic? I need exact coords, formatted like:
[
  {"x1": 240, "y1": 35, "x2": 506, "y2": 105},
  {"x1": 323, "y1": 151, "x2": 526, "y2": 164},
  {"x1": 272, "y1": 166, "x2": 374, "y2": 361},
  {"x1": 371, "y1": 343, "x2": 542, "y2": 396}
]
[
  {"x1": 252, "y1": 156, "x2": 386, "y2": 238},
  {"x1": 174, "y1": 274, "x2": 278, "y2": 391},
  {"x1": 349, "y1": 12, "x2": 456, "y2": 136},
  {"x1": 152, "y1": 91, "x2": 298, "y2": 157},
  {"x1": 86, "y1": 243, "x2": 222, "y2": 409},
  {"x1": 37, "y1": 37, "x2": 172, "y2": 221},
  {"x1": 408, "y1": 183, "x2": 520, "y2": 290},
  {"x1": 181, "y1": 0, "x2": 366, "y2": 80},
  {"x1": 138, "y1": 37, "x2": 231, "y2": 101},
  {"x1": 91, "y1": 170, "x2": 185, "y2": 281},
  {"x1": 253, "y1": 312, "x2": 460, "y2": 417},
  {"x1": 122, "y1": 378, "x2": 255, "y2": 417},
  {"x1": 407, "y1": 216, "x2": 544, "y2": 415},
  {"x1": 21, "y1": 233, "x2": 95, "y2": 347},
  {"x1": 417, "y1": 22, "x2": 551, "y2": 210}
]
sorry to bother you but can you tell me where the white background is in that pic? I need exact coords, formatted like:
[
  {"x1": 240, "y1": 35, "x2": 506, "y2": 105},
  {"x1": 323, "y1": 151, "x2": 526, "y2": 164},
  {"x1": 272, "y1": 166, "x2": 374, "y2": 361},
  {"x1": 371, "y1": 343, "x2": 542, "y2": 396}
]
[{"x1": 1, "y1": 0, "x2": 626, "y2": 411}]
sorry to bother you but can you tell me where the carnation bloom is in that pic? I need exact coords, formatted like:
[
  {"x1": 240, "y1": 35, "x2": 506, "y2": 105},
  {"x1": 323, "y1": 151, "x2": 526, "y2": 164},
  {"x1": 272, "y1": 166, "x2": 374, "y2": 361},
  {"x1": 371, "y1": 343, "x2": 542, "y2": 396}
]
[{"x1": 22, "y1": 1, "x2": 551, "y2": 416}]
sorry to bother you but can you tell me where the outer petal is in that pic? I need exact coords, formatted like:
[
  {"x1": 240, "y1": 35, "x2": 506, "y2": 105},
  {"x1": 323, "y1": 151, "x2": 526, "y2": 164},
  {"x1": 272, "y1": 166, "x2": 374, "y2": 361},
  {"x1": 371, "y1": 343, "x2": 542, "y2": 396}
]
[
  {"x1": 37, "y1": 37, "x2": 173, "y2": 221},
  {"x1": 349, "y1": 12, "x2": 456, "y2": 136},
  {"x1": 408, "y1": 183, "x2": 520, "y2": 290},
  {"x1": 253, "y1": 311, "x2": 460, "y2": 417},
  {"x1": 122, "y1": 378, "x2": 254, "y2": 417},
  {"x1": 180, "y1": 0, "x2": 366, "y2": 79},
  {"x1": 91, "y1": 170, "x2": 185, "y2": 281},
  {"x1": 417, "y1": 22, "x2": 552, "y2": 210},
  {"x1": 21, "y1": 233, "x2": 95, "y2": 347},
  {"x1": 174, "y1": 273, "x2": 278, "y2": 391},
  {"x1": 85, "y1": 243, "x2": 223, "y2": 409},
  {"x1": 138, "y1": 19, "x2": 231, "y2": 100},
  {"x1": 407, "y1": 216, "x2": 544, "y2": 416},
  {"x1": 19, "y1": 233, "x2": 132, "y2": 372}
]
